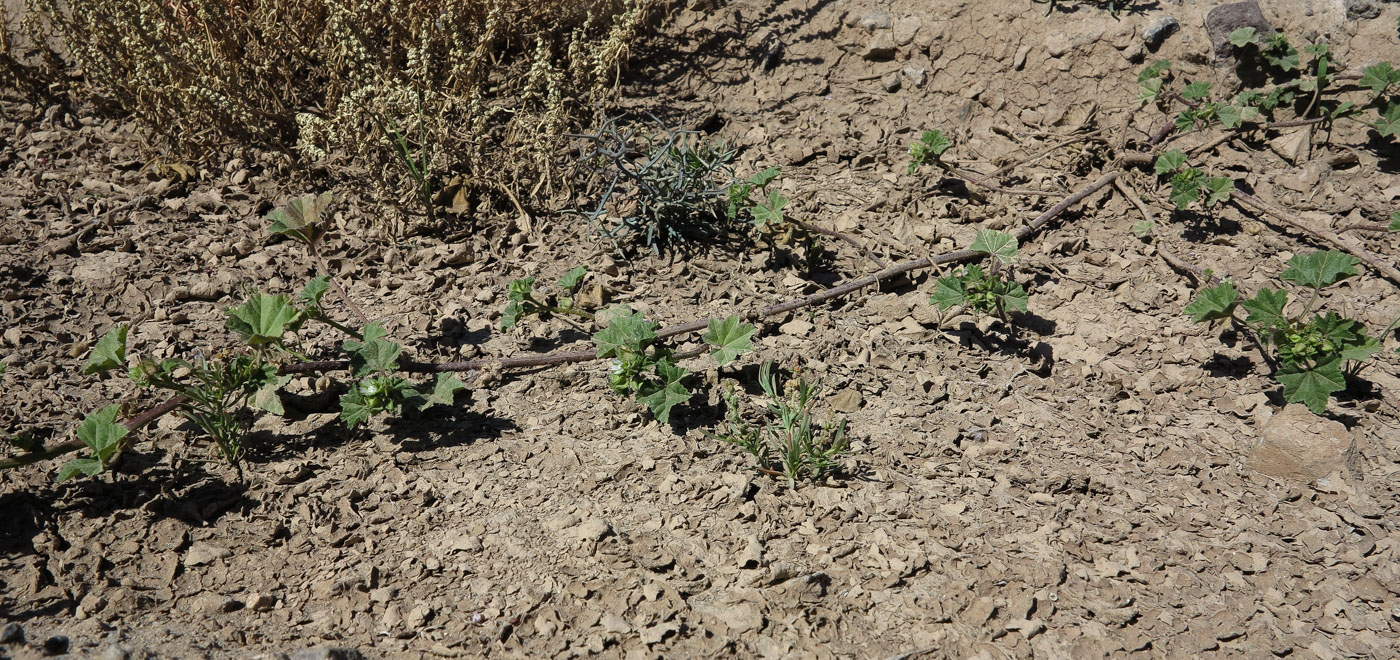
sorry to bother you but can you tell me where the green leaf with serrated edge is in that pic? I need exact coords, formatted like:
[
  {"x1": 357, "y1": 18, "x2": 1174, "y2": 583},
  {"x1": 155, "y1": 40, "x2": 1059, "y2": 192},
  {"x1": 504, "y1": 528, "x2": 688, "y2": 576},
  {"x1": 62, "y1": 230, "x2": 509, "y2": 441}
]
[
  {"x1": 1154, "y1": 150, "x2": 1187, "y2": 175},
  {"x1": 752, "y1": 190, "x2": 787, "y2": 227},
  {"x1": 1229, "y1": 27, "x2": 1258, "y2": 47},
  {"x1": 592, "y1": 307, "x2": 658, "y2": 359},
  {"x1": 749, "y1": 166, "x2": 781, "y2": 188},
  {"x1": 1240, "y1": 288, "x2": 1288, "y2": 328},
  {"x1": 77, "y1": 404, "x2": 127, "y2": 463},
  {"x1": 1217, "y1": 105, "x2": 1243, "y2": 128},
  {"x1": 703, "y1": 315, "x2": 755, "y2": 365},
  {"x1": 58, "y1": 457, "x2": 104, "y2": 481},
  {"x1": 507, "y1": 277, "x2": 535, "y2": 303},
  {"x1": 1276, "y1": 357, "x2": 1345, "y2": 414},
  {"x1": 1174, "y1": 110, "x2": 1199, "y2": 131},
  {"x1": 1131, "y1": 220, "x2": 1154, "y2": 238},
  {"x1": 916, "y1": 130, "x2": 951, "y2": 156},
  {"x1": 1280, "y1": 250, "x2": 1358, "y2": 289},
  {"x1": 1137, "y1": 78, "x2": 1164, "y2": 105},
  {"x1": 253, "y1": 375, "x2": 293, "y2": 415},
  {"x1": 1001, "y1": 281, "x2": 1029, "y2": 313},
  {"x1": 1185, "y1": 281, "x2": 1239, "y2": 322},
  {"x1": 500, "y1": 301, "x2": 524, "y2": 330},
  {"x1": 300, "y1": 276, "x2": 329, "y2": 307},
  {"x1": 1341, "y1": 336, "x2": 1380, "y2": 363},
  {"x1": 338, "y1": 390, "x2": 373, "y2": 428},
  {"x1": 970, "y1": 229, "x2": 1019, "y2": 265},
  {"x1": 1204, "y1": 177, "x2": 1234, "y2": 207},
  {"x1": 932, "y1": 275, "x2": 967, "y2": 311},
  {"x1": 1389, "y1": 211, "x2": 1400, "y2": 232},
  {"x1": 226, "y1": 294, "x2": 302, "y2": 346},
  {"x1": 1359, "y1": 63, "x2": 1399, "y2": 94},
  {"x1": 267, "y1": 192, "x2": 332, "y2": 244},
  {"x1": 341, "y1": 322, "x2": 401, "y2": 376},
  {"x1": 638, "y1": 360, "x2": 690, "y2": 423},
  {"x1": 83, "y1": 325, "x2": 128, "y2": 375},
  {"x1": 557, "y1": 266, "x2": 587, "y2": 291},
  {"x1": 1169, "y1": 169, "x2": 1203, "y2": 209},
  {"x1": 414, "y1": 373, "x2": 466, "y2": 412},
  {"x1": 1182, "y1": 81, "x2": 1212, "y2": 100},
  {"x1": 1375, "y1": 103, "x2": 1400, "y2": 138},
  {"x1": 1137, "y1": 59, "x2": 1171, "y2": 82}
]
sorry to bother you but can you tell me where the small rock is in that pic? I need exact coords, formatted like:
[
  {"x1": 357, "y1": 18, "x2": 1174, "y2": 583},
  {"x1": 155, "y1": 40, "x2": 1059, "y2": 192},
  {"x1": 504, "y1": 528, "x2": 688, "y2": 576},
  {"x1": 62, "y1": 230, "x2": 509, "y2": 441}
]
[
  {"x1": 779, "y1": 319, "x2": 813, "y2": 336},
  {"x1": 42, "y1": 635, "x2": 70, "y2": 656},
  {"x1": 185, "y1": 542, "x2": 233, "y2": 567},
  {"x1": 1344, "y1": 0, "x2": 1380, "y2": 20},
  {"x1": 858, "y1": 11, "x2": 891, "y2": 31},
  {"x1": 291, "y1": 647, "x2": 364, "y2": 660},
  {"x1": 1205, "y1": 1, "x2": 1273, "y2": 64},
  {"x1": 572, "y1": 518, "x2": 613, "y2": 543},
  {"x1": 600, "y1": 613, "x2": 632, "y2": 634},
  {"x1": 828, "y1": 388, "x2": 863, "y2": 413},
  {"x1": 0, "y1": 622, "x2": 24, "y2": 644},
  {"x1": 101, "y1": 644, "x2": 133, "y2": 660},
  {"x1": 861, "y1": 33, "x2": 897, "y2": 61},
  {"x1": 1250, "y1": 404, "x2": 1356, "y2": 482},
  {"x1": 1143, "y1": 16, "x2": 1179, "y2": 49},
  {"x1": 194, "y1": 594, "x2": 243, "y2": 614},
  {"x1": 902, "y1": 65, "x2": 928, "y2": 88},
  {"x1": 892, "y1": 16, "x2": 922, "y2": 46},
  {"x1": 248, "y1": 593, "x2": 277, "y2": 611},
  {"x1": 403, "y1": 603, "x2": 434, "y2": 628},
  {"x1": 882, "y1": 72, "x2": 902, "y2": 93}
]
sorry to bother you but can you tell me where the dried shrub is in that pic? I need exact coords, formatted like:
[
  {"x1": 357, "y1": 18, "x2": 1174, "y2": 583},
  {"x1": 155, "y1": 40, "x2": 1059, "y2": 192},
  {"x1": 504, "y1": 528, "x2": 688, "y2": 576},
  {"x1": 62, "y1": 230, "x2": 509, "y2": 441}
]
[{"x1": 7, "y1": 0, "x2": 655, "y2": 229}]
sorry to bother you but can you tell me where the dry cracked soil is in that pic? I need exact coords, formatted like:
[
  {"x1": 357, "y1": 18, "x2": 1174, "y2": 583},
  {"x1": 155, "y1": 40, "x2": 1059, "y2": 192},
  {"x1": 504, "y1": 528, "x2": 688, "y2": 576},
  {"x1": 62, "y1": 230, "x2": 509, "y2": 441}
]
[{"x1": 3, "y1": 0, "x2": 1400, "y2": 658}]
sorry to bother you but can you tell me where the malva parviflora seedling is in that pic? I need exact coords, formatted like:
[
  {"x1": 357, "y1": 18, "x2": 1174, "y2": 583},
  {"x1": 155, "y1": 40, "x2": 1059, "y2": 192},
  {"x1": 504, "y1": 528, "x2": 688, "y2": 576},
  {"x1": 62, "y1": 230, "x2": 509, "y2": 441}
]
[
  {"x1": 500, "y1": 265, "x2": 594, "y2": 330},
  {"x1": 1185, "y1": 249, "x2": 1383, "y2": 414},
  {"x1": 932, "y1": 229, "x2": 1029, "y2": 323},
  {"x1": 727, "y1": 166, "x2": 830, "y2": 272}
]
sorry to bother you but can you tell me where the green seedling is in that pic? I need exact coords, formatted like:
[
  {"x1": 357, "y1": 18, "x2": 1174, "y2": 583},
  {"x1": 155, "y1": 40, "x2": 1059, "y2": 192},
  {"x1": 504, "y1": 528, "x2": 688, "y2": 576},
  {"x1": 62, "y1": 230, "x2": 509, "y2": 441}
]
[
  {"x1": 907, "y1": 130, "x2": 952, "y2": 175},
  {"x1": 338, "y1": 323, "x2": 465, "y2": 428},
  {"x1": 1185, "y1": 250, "x2": 1382, "y2": 414},
  {"x1": 932, "y1": 229, "x2": 1028, "y2": 321},
  {"x1": 711, "y1": 361, "x2": 849, "y2": 486},
  {"x1": 592, "y1": 308, "x2": 754, "y2": 423},
  {"x1": 1153, "y1": 150, "x2": 1234, "y2": 210},
  {"x1": 728, "y1": 166, "x2": 830, "y2": 272},
  {"x1": 500, "y1": 266, "x2": 595, "y2": 330}
]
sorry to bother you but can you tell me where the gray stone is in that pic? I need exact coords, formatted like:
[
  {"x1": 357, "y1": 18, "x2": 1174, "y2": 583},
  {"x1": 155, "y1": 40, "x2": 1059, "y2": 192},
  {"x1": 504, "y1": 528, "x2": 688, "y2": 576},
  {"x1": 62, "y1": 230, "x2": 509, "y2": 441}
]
[
  {"x1": 1250, "y1": 404, "x2": 1357, "y2": 482},
  {"x1": 858, "y1": 11, "x2": 891, "y2": 31},
  {"x1": 42, "y1": 636, "x2": 69, "y2": 656},
  {"x1": 1143, "y1": 16, "x2": 1179, "y2": 49},
  {"x1": 1345, "y1": 0, "x2": 1381, "y2": 20},
  {"x1": 1205, "y1": 2, "x2": 1273, "y2": 64},
  {"x1": 882, "y1": 72, "x2": 902, "y2": 93},
  {"x1": 0, "y1": 623, "x2": 23, "y2": 644},
  {"x1": 861, "y1": 33, "x2": 897, "y2": 61}
]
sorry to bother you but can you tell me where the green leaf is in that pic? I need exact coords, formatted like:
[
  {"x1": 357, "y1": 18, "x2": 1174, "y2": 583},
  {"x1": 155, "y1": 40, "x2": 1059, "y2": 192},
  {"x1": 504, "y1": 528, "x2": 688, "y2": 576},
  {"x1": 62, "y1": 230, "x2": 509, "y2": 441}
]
[
  {"x1": 1203, "y1": 177, "x2": 1234, "y2": 207},
  {"x1": 1137, "y1": 78, "x2": 1164, "y2": 105},
  {"x1": 1137, "y1": 59, "x2": 1172, "y2": 82},
  {"x1": 908, "y1": 130, "x2": 952, "y2": 173},
  {"x1": 1359, "y1": 63, "x2": 1400, "y2": 95},
  {"x1": 414, "y1": 373, "x2": 466, "y2": 412},
  {"x1": 1340, "y1": 336, "x2": 1380, "y2": 363},
  {"x1": 1001, "y1": 281, "x2": 1029, "y2": 313},
  {"x1": 1229, "y1": 27, "x2": 1258, "y2": 47},
  {"x1": 637, "y1": 360, "x2": 690, "y2": 423},
  {"x1": 970, "y1": 229, "x2": 1019, "y2": 265},
  {"x1": 299, "y1": 276, "x2": 329, "y2": 307},
  {"x1": 931, "y1": 274, "x2": 967, "y2": 311},
  {"x1": 1280, "y1": 250, "x2": 1358, "y2": 289},
  {"x1": 556, "y1": 266, "x2": 588, "y2": 291},
  {"x1": 500, "y1": 301, "x2": 525, "y2": 330},
  {"x1": 592, "y1": 307, "x2": 658, "y2": 359},
  {"x1": 752, "y1": 190, "x2": 787, "y2": 228},
  {"x1": 1375, "y1": 103, "x2": 1400, "y2": 138},
  {"x1": 1169, "y1": 169, "x2": 1203, "y2": 209},
  {"x1": 77, "y1": 404, "x2": 128, "y2": 463},
  {"x1": 226, "y1": 294, "x2": 303, "y2": 346},
  {"x1": 1217, "y1": 104, "x2": 1243, "y2": 129},
  {"x1": 507, "y1": 277, "x2": 535, "y2": 303},
  {"x1": 1154, "y1": 150, "x2": 1187, "y2": 175},
  {"x1": 749, "y1": 166, "x2": 781, "y2": 188},
  {"x1": 57, "y1": 457, "x2": 104, "y2": 482},
  {"x1": 1389, "y1": 211, "x2": 1400, "y2": 232},
  {"x1": 1182, "y1": 80, "x2": 1212, "y2": 100},
  {"x1": 338, "y1": 390, "x2": 373, "y2": 428},
  {"x1": 267, "y1": 192, "x2": 332, "y2": 244},
  {"x1": 1185, "y1": 281, "x2": 1239, "y2": 322},
  {"x1": 342, "y1": 322, "x2": 401, "y2": 376},
  {"x1": 83, "y1": 325, "x2": 129, "y2": 375},
  {"x1": 1276, "y1": 356, "x2": 1345, "y2": 414},
  {"x1": 703, "y1": 315, "x2": 756, "y2": 365},
  {"x1": 252, "y1": 375, "x2": 293, "y2": 415},
  {"x1": 1240, "y1": 288, "x2": 1288, "y2": 328},
  {"x1": 1131, "y1": 220, "x2": 1154, "y2": 238}
]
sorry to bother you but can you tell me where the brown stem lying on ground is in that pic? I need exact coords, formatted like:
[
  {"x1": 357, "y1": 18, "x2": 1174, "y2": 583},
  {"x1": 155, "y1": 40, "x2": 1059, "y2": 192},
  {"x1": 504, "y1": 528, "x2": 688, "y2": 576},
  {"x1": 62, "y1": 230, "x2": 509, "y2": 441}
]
[
  {"x1": 0, "y1": 172, "x2": 1121, "y2": 472},
  {"x1": 1230, "y1": 191, "x2": 1400, "y2": 287}
]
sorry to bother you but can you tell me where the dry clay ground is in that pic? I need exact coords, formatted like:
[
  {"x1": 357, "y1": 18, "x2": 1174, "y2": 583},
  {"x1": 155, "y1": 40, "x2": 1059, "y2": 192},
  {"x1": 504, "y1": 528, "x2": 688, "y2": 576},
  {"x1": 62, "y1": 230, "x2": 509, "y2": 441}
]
[{"x1": 4, "y1": 0, "x2": 1400, "y2": 657}]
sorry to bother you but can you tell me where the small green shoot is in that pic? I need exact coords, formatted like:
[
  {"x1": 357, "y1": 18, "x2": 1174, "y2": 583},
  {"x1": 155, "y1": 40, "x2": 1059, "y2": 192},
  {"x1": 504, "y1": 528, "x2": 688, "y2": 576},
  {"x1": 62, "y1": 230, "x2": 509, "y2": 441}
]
[
  {"x1": 499, "y1": 267, "x2": 595, "y2": 330},
  {"x1": 932, "y1": 230, "x2": 1028, "y2": 322},
  {"x1": 907, "y1": 130, "x2": 952, "y2": 175},
  {"x1": 711, "y1": 362, "x2": 849, "y2": 486}
]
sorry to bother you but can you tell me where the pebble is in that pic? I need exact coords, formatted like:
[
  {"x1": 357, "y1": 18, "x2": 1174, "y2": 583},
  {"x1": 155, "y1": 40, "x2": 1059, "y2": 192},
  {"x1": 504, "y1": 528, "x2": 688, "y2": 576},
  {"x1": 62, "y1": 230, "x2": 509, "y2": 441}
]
[
  {"x1": 903, "y1": 65, "x2": 928, "y2": 88},
  {"x1": 1205, "y1": 1, "x2": 1273, "y2": 64},
  {"x1": 861, "y1": 33, "x2": 897, "y2": 61},
  {"x1": 1143, "y1": 16, "x2": 1179, "y2": 49},
  {"x1": 0, "y1": 622, "x2": 23, "y2": 644},
  {"x1": 573, "y1": 518, "x2": 613, "y2": 543},
  {"x1": 882, "y1": 72, "x2": 902, "y2": 93},
  {"x1": 1344, "y1": 0, "x2": 1380, "y2": 20},
  {"x1": 42, "y1": 635, "x2": 70, "y2": 656},
  {"x1": 857, "y1": 11, "x2": 890, "y2": 31},
  {"x1": 291, "y1": 647, "x2": 364, "y2": 660}
]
